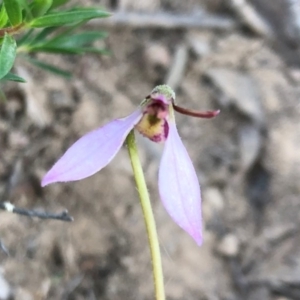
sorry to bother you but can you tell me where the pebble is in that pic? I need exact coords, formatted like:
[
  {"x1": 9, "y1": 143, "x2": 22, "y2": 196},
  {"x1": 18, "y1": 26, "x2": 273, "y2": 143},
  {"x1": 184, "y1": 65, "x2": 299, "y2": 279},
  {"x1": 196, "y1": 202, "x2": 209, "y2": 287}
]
[
  {"x1": 203, "y1": 187, "x2": 224, "y2": 221},
  {"x1": 217, "y1": 234, "x2": 240, "y2": 257},
  {"x1": 0, "y1": 273, "x2": 11, "y2": 300},
  {"x1": 144, "y1": 43, "x2": 171, "y2": 67}
]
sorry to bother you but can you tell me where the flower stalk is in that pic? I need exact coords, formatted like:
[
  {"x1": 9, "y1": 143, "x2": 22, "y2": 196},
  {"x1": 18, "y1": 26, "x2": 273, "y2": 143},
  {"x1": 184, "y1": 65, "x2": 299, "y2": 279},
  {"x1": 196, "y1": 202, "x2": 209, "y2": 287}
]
[{"x1": 126, "y1": 130, "x2": 165, "y2": 300}]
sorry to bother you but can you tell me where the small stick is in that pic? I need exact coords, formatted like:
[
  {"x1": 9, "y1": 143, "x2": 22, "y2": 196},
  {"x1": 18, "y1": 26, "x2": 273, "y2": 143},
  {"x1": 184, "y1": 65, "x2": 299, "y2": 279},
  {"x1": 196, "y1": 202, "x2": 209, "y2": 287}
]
[
  {"x1": 89, "y1": 11, "x2": 236, "y2": 30},
  {"x1": 0, "y1": 240, "x2": 10, "y2": 256},
  {"x1": 0, "y1": 202, "x2": 74, "y2": 222},
  {"x1": 0, "y1": 23, "x2": 24, "y2": 37},
  {"x1": 166, "y1": 44, "x2": 188, "y2": 90},
  {"x1": 228, "y1": 0, "x2": 273, "y2": 37}
]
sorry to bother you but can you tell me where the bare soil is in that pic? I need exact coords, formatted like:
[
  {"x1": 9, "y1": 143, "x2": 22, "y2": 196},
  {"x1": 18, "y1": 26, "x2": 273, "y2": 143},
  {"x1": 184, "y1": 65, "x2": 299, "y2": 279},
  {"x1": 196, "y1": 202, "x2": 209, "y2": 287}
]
[{"x1": 1, "y1": 1, "x2": 300, "y2": 299}]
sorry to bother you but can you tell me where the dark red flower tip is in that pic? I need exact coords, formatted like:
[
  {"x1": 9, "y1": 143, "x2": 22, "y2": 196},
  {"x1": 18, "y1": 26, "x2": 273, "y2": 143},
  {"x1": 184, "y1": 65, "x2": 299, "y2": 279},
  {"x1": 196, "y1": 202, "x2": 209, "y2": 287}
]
[{"x1": 173, "y1": 103, "x2": 220, "y2": 119}]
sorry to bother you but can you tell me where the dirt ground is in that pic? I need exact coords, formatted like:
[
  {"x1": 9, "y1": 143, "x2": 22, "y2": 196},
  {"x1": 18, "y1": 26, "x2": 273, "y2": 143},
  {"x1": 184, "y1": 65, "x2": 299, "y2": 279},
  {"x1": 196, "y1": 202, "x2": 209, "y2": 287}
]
[{"x1": 1, "y1": 0, "x2": 300, "y2": 299}]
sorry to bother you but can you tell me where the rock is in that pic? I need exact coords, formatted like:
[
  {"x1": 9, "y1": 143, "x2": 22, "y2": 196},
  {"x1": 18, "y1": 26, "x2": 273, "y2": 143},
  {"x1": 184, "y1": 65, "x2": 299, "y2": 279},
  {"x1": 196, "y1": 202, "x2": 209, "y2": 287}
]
[
  {"x1": 188, "y1": 32, "x2": 212, "y2": 57},
  {"x1": 250, "y1": 68, "x2": 288, "y2": 113},
  {"x1": 217, "y1": 234, "x2": 240, "y2": 257},
  {"x1": 203, "y1": 187, "x2": 225, "y2": 222},
  {"x1": 144, "y1": 43, "x2": 171, "y2": 67},
  {"x1": 205, "y1": 68, "x2": 264, "y2": 125},
  {"x1": 247, "y1": 286, "x2": 271, "y2": 300},
  {"x1": 17, "y1": 67, "x2": 52, "y2": 128},
  {"x1": 13, "y1": 288, "x2": 33, "y2": 300},
  {"x1": 238, "y1": 123, "x2": 262, "y2": 172},
  {"x1": 0, "y1": 272, "x2": 11, "y2": 300}
]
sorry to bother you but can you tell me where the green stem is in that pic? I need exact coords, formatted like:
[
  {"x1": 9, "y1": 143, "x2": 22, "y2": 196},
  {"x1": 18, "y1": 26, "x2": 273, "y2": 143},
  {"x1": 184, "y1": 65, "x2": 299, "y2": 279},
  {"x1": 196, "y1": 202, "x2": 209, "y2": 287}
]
[{"x1": 126, "y1": 130, "x2": 165, "y2": 300}]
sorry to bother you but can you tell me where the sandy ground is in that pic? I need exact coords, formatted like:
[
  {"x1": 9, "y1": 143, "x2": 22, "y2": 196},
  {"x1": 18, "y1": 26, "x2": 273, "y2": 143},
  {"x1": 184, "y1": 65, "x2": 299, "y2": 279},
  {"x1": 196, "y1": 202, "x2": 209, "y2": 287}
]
[{"x1": 1, "y1": 0, "x2": 300, "y2": 299}]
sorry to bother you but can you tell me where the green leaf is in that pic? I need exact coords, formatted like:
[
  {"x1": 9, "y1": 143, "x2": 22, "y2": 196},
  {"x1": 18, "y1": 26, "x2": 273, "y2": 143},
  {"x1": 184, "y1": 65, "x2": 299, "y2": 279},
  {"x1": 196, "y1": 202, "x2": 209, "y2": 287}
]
[
  {"x1": 80, "y1": 47, "x2": 110, "y2": 55},
  {"x1": 51, "y1": 0, "x2": 69, "y2": 10},
  {"x1": 30, "y1": 9, "x2": 111, "y2": 28},
  {"x1": 0, "y1": 4, "x2": 9, "y2": 28},
  {"x1": 39, "y1": 21, "x2": 84, "y2": 44},
  {"x1": 30, "y1": 26, "x2": 57, "y2": 43},
  {"x1": 17, "y1": 0, "x2": 30, "y2": 8},
  {"x1": 3, "y1": 0, "x2": 22, "y2": 26},
  {"x1": 31, "y1": 0, "x2": 53, "y2": 18},
  {"x1": 27, "y1": 57, "x2": 71, "y2": 78},
  {"x1": 1, "y1": 72, "x2": 26, "y2": 82},
  {"x1": 46, "y1": 31, "x2": 108, "y2": 48},
  {"x1": 0, "y1": 33, "x2": 17, "y2": 80},
  {"x1": 27, "y1": 28, "x2": 108, "y2": 55},
  {"x1": 19, "y1": 0, "x2": 33, "y2": 22},
  {"x1": 28, "y1": 45, "x2": 83, "y2": 54},
  {"x1": 17, "y1": 28, "x2": 34, "y2": 46}
]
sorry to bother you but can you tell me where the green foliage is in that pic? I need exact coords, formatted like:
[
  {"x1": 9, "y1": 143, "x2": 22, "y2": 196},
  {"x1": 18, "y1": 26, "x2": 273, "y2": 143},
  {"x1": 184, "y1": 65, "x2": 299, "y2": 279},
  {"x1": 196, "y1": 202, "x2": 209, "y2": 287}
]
[
  {"x1": 0, "y1": 33, "x2": 17, "y2": 80},
  {"x1": 26, "y1": 57, "x2": 71, "y2": 78},
  {"x1": 51, "y1": 0, "x2": 69, "y2": 9},
  {"x1": 3, "y1": 0, "x2": 22, "y2": 26},
  {"x1": 30, "y1": 9, "x2": 110, "y2": 27},
  {"x1": 0, "y1": 5, "x2": 8, "y2": 28},
  {"x1": 0, "y1": 0, "x2": 110, "y2": 83},
  {"x1": 1, "y1": 72, "x2": 26, "y2": 82},
  {"x1": 49, "y1": 31, "x2": 108, "y2": 47},
  {"x1": 30, "y1": 0, "x2": 53, "y2": 18},
  {"x1": 23, "y1": 29, "x2": 108, "y2": 55}
]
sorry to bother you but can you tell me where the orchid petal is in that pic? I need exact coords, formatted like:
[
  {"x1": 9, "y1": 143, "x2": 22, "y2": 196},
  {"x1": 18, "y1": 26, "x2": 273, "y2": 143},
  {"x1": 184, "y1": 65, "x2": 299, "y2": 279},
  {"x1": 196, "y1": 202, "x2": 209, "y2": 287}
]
[
  {"x1": 158, "y1": 122, "x2": 202, "y2": 245},
  {"x1": 42, "y1": 109, "x2": 143, "y2": 186}
]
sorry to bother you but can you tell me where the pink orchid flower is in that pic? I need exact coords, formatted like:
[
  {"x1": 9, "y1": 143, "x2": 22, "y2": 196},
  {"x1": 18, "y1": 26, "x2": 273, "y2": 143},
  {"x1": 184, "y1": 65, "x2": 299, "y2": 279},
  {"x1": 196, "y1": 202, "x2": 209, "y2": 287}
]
[{"x1": 42, "y1": 85, "x2": 219, "y2": 245}]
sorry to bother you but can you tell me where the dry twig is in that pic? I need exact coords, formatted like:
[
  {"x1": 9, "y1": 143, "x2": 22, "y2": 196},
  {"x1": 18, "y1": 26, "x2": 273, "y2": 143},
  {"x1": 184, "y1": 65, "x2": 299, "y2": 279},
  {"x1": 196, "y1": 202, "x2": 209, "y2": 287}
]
[
  {"x1": 165, "y1": 44, "x2": 188, "y2": 90},
  {"x1": 228, "y1": 0, "x2": 273, "y2": 37},
  {"x1": 90, "y1": 11, "x2": 236, "y2": 30},
  {"x1": 0, "y1": 202, "x2": 73, "y2": 221},
  {"x1": 0, "y1": 240, "x2": 10, "y2": 256}
]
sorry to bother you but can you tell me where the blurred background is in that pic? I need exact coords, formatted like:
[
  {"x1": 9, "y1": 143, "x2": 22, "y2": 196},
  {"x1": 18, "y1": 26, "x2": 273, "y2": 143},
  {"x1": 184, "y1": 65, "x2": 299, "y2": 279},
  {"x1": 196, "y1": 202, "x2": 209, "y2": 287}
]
[{"x1": 1, "y1": 0, "x2": 300, "y2": 299}]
